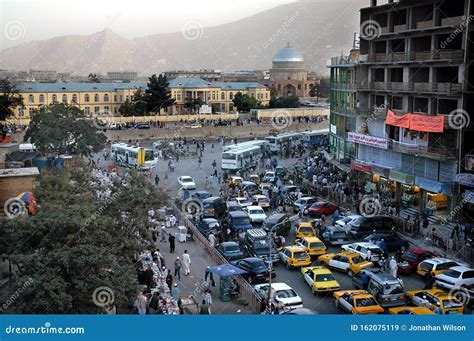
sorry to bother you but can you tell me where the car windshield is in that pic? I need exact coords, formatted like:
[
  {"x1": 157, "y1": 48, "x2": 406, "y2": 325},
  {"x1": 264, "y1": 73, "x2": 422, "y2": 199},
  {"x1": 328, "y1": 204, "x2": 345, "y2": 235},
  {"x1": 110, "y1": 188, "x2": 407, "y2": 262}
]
[
  {"x1": 384, "y1": 283, "x2": 404, "y2": 295},
  {"x1": 403, "y1": 251, "x2": 422, "y2": 261},
  {"x1": 225, "y1": 244, "x2": 240, "y2": 252},
  {"x1": 352, "y1": 256, "x2": 365, "y2": 264},
  {"x1": 239, "y1": 199, "x2": 250, "y2": 204},
  {"x1": 253, "y1": 239, "x2": 270, "y2": 250},
  {"x1": 252, "y1": 261, "x2": 267, "y2": 271},
  {"x1": 355, "y1": 298, "x2": 377, "y2": 307},
  {"x1": 222, "y1": 153, "x2": 237, "y2": 160},
  {"x1": 203, "y1": 202, "x2": 213, "y2": 208},
  {"x1": 276, "y1": 289, "x2": 297, "y2": 298},
  {"x1": 332, "y1": 231, "x2": 346, "y2": 238},
  {"x1": 443, "y1": 269, "x2": 462, "y2": 278},
  {"x1": 300, "y1": 227, "x2": 313, "y2": 233},
  {"x1": 316, "y1": 274, "x2": 335, "y2": 282},
  {"x1": 294, "y1": 251, "x2": 308, "y2": 259},
  {"x1": 249, "y1": 209, "x2": 263, "y2": 215},
  {"x1": 310, "y1": 242, "x2": 325, "y2": 249},
  {"x1": 443, "y1": 299, "x2": 463, "y2": 309},
  {"x1": 181, "y1": 178, "x2": 193, "y2": 182},
  {"x1": 234, "y1": 217, "x2": 250, "y2": 225}
]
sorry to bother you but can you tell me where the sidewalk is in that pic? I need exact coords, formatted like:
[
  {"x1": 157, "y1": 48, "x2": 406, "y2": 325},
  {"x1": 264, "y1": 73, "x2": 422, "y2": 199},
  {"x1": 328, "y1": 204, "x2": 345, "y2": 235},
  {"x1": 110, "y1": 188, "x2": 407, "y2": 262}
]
[{"x1": 158, "y1": 226, "x2": 253, "y2": 314}]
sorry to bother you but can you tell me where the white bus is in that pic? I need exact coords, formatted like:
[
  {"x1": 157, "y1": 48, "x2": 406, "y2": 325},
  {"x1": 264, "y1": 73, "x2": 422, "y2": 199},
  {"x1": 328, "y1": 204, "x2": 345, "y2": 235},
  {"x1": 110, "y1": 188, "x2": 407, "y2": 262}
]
[
  {"x1": 223, "y1": 140, "x2": 269, "y2": 152},
  {"x1": 221, "y1": 145, "x2": 262, "y2": 171},
  {"x1": 265, "y1": 132, "x2": 302, "y2": 153},
  {"x1": 111, "y1": 143, "x2": 158, "y2": 170},
  {"x1": 301, "y1": 129, "x2": 329, "y2": 145}
]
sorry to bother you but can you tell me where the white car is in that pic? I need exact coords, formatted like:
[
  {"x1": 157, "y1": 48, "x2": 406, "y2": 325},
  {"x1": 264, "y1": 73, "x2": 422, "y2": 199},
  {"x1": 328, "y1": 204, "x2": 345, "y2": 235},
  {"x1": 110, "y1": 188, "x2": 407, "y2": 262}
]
[
  {"x1": 251, "y1": 195, "x2": 270, "y2": 209},
  {"x1": 263, "y1": 171, "x2": 276, "y2": 183},
  {"x1": 335, "y1": 214, "x2": 362, "y2": 234},
  {"x1": 235, "y1": 197, "x2": 251, "y2": 208},
  {"x1": 341, "y1": 242, "x2": 384, "y2": 262},
  {"x1": 254, "y1": 282, "x2": 303, "y2": 309},
  {"x1": 244, "y1": 206, "x2": 267, "y2": 224},
  {"x1": 293, "y1": 197, "x2": 317, "y2": 214},
  {"x1": 177, "y1": 176, "x2": 196, "y2": 190},
  {"x1": 435, "y1": 266, "x2": 474, "y2": 291}
]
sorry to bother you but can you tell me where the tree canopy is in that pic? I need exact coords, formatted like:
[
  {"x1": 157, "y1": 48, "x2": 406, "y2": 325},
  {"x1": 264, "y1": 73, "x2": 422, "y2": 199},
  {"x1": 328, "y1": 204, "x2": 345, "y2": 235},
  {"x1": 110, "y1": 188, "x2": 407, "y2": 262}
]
[
  {"x1": 24, "y1": 103, "x2": 106, "y2": 157},
  {"x1": 0, "y1": 78, "x2": 24, "y2": 121},
  {"x1": 232, "y1": 92, "x2": 261, "y2": 112},
  {"x1": 0, "y1": 166, "x2": 169, "y2": 313},
  {"x1": 144, "y1": 74, "x2": 175, "y2": 114},
  {"x1": 268, "y1": 96, "x2": 300, "y2": 109}
]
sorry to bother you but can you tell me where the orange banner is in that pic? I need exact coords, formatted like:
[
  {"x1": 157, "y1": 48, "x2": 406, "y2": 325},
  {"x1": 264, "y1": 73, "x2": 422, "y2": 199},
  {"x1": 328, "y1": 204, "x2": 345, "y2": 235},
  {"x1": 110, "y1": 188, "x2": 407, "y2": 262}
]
[
  {"x1": 386, "y1": 110, "x2": 410, "y2": 128},
  {"x1": 385, "y1": 110, "x2": 444, "y2": 133},
  {"x1": 409, "y1": 114, "x2": 444, "y2": 133}
]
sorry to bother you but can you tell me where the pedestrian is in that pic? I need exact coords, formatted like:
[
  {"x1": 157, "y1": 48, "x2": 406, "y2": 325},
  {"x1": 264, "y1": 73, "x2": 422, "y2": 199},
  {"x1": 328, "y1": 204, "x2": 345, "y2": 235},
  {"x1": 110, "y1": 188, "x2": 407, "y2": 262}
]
[
  {"x1": 212, "y1": 160, "x2": 217, "y2": 169},
  {"x1": 144, "y1": 264, "x2": 155, "y2": 289},
  {"x1": 160, "y1": 224, "x2": 167, "y2": 242},
  {"x1": 360, "y1": 270, "x2": 369, "y2": 290},
  {"x1": 174, "y1": 256, "x2": 182, "y2": 280},
  {"x1": 169, "y1": 233, "x2": 176, "y2": 253},
  {"x1": 202, "y1": 289, "x2": 212, "y2": 314},
  {"x1": 148, "y1": 291, "x2": 161, "y2": 314},
  {"x1": 154, "y1": 174, "x2": 160, "y2": 186},
  {"x1": 171, "y1": 283, "x2": 181, "y2": 301},
  {"x1": 137, "y1": 291, "x2": 147, "y2": 315},
  {"x1": 182, "y1": 250, "x2": 191, "y2": 276},
  {"x1": 205, "y1": 267, "x2": 216, "y2": 287},
  {"x1": 389, "y1": 256, "x2": 398, "y2": 278},
  {"x1": 208, "y1": 232, "x2": 216, "y2": 247},
  {"x1": 166, "y1": 270, "x2": 173, "y2": 291},
  {"x1": 198, "y1": 156, "x2": 202, "y2": 169}
]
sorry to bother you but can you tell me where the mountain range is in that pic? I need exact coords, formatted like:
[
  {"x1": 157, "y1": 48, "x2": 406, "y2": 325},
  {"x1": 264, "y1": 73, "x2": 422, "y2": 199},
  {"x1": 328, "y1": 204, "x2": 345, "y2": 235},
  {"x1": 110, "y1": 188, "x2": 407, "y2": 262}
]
[{"x1": 0, "y1": 0, "x2": 366, "y2": 76}]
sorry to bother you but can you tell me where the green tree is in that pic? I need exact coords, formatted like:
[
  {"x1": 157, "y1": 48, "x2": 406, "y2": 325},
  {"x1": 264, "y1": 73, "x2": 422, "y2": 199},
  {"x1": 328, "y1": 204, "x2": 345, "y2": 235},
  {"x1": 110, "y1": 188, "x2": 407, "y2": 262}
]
[
  {"x1": 0, "y1": 167, "x2": 169, "y2": 313},
  {"x1": 144, "y1": 74, "x2": 175, "y2": 114},
  {"x1": 309, "y1": 83, "x2": 320, "y2": 99},
  {"x1": 118, "y1": 99, "x2": 135, "y2": 117},
  {"x1": 269, "y1": 85, "x2": 279, "y2": 99},
  {"x1": 184, "y1": 97, "x2": 203, "y2": 113},
  {"x1": 132, "y1": 88, "x2": 147, "y2": 116},
  {"x1": 232, "y1": 92, "x2": 260, "y2": 112},
  {"x1": 318, "y1": 77, "x2": 330, "y2": 98},
  {"x1": 88, "y1": 73, "x2": 100, "y2": 83},
  {"x1": 268, "y1": 96, "x2": 300, "y2": 109},
  {"x1": 0, "y1": 78, "x2": 24, "y2": 121},
  {"x1": 24, "y1": 103, "x2": 106, "y2": 157}
]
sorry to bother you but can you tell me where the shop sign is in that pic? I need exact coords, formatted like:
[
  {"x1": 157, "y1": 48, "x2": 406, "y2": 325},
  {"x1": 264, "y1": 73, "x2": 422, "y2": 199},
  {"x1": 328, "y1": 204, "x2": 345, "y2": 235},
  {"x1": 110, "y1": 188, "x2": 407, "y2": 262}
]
[
  {"x1": 385, "y1": 110, "x2": 444, "y2": 133},
  {"x1": 389, "y1": 170, "x2": 415, "y2": 185},
  {"x1": 330, "y1": 124, "x2": 337, "y2": 134},
  {"x1": 455, "y1": 173, "x2": 474, "y2": 187},
  {"x1": 415, "y1": 177, "x2": 453, "y2": 195},
  {"x1": 347, "y1": 132, "x2": 388, "y2": 149},
  {"x1": 351, "y1": 160, "x2": 373, "y2": 173}
]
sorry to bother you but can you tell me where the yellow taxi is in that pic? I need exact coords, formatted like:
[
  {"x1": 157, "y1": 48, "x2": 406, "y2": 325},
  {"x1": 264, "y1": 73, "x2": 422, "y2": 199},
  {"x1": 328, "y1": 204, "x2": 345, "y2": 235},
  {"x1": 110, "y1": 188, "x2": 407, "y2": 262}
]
[
  {"x1": 333, "y1": 290, "x2": 384, "y2": 314},
  {"x1": 301, "y1": 266, "x2": 340, "y2": 294},
  {"x1": 388, "y1": 306, "x2": 435, "y2": 315},
  {"x1": 406, "y1": 289, "x2": 464, "y2": 314},
  {"x1": 295, "y1": 236, "x2": 327, "y2": 257},
  {"x1": 318, "y1": 251, "x2": 373, "y2": 277},
  {"x1": 295, "y1": 222, "x2": 317, "y2": 238},
  {"x1": 278, "y1": 246, "x2": 311, "y2": 269},
  {"x1": 416, "y1": 257, "x2": 465, "y2": 277}
]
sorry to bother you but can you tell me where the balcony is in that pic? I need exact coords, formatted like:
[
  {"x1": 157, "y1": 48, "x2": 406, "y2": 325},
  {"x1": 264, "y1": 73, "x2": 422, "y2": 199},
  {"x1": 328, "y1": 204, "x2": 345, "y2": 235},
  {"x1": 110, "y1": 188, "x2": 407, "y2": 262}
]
[
  {"x1": 358, "y1": 81, "x2": 462, "y2": 95},
  {"x1": 330, "y1": 105, "x2": 359, "y2": 117},
  {"x1": 441, "y1": 16, "x2": 464, "y2": 27},
  {"x1": 391, "y1": 140, "x2": 457, "y2": 161},
  {"x1": 365, "y1": 50, "x2": 464, "y2": 64},
  {"x1": 331, "y1": 82, "x2": 357, "y2": 91}
]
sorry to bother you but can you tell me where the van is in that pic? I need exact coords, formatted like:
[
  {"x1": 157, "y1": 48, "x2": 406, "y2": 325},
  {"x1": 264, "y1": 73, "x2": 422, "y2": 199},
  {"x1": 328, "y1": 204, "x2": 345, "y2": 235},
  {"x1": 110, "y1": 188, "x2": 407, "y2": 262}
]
[
  {"x1": 241, "y1": 228, "x2": 279, "y2": 264},
  {"x1": 264, "y1": 213, "x2": 291, "y2": 236},
  {"x1": 227, "y1": 201, "x2": 242, "y2": 212},
  {"x1": 202, "y1": 197, "x2": 226, "y2": 219},
  {"x1": 353, "y1": 269, "x2": 407, "y2": 308},
  {"x1": 226, "y1": 211, "x2": 253, "y2": 233},
  {"x1": 349, "y1": 216, "x2": 395, "y2": 239}
]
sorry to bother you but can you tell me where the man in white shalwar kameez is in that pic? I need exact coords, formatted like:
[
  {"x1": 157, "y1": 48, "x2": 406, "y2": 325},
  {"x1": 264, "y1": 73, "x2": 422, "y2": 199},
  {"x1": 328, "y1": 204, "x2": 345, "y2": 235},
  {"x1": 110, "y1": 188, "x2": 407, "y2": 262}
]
[{"x1": 182, "y1": 250, "x2": 191, "y2": 276}]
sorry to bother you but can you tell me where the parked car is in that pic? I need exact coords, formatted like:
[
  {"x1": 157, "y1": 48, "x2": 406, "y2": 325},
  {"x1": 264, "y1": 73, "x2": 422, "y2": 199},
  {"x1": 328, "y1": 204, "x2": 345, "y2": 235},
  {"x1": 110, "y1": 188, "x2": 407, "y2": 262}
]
[
  {"x1": 232, "y1": 257, "x2": 276, "y2": 283},
  {"x1": 306, "y1": 201, "x2": 338, "y2": 217},
  {"x1": 435, "y1": 266, "x2": 474, "y2": 292},
  {"x1": 294, "y1": 197, "x2": 317, "y2": 214},
  {"x1": 318, "y1": 251, "x2": 373, "y2": 277},
  {"x1": 335, "y1": 214, "x2": 362, "y2": 234},
  {"x1": 348, "y1": 215, "x2": 395, "y2": 238},
  {"x1": 352, "y1": 269, "x2": 406, "y2": 308},
  {"x1": 301, "y1": 266, "x2": 340, "y2": 294},
  {"x1": 240, "y1": 228, "x2": 278, "y2": 264},
  {"x1": 177, "y1": 176, "x2": 196, "y2": 190},
  {"x1": 135, "y1": 123, "x2": 151, "y2": 129},
  {"x1": 197, "y1": 218, "x2": 220, "y2": 237},
  {"x1": 320, "y1": 225, "x2": 350, "y2": 246},
  {"x1": 341, "y1": 242, "x2": 384, "y2": 262},
  {"x1": 217, "y1": 241, "x2": 245, "y2": 261},
  {"x1": 254, "y1": 283, "x2": 303, "y2": 310},
  {"x1": 333, "y1": 290, "x2": 384, "y2": 314},
  {"x1": 202, "y1": 197, "x2": 226, "y2": 219},
  {"x1": 398, "y1": 247, "x2": 437, "y2": 275},
  {"x1": 264, "y1": 213, "x2": 291, "y2": 236},
  {"x1": 362, "y1": 233, "x2": 409, "y2": 252},
  {"x1": 407, "y1": 289, "x2": 464, "y2": 314},
  {"x1": 235, "y1": 197, "x2": 252, "y2": 208},
  {"x1": 251, "y1": 195, "x2": 270, "y2": 209},
  {"x1": 191, "y1": 191, "x2": 211, "y2": 201},
  {"x1": 243, "y1": 206, "x2": 267, "y2": 224}
]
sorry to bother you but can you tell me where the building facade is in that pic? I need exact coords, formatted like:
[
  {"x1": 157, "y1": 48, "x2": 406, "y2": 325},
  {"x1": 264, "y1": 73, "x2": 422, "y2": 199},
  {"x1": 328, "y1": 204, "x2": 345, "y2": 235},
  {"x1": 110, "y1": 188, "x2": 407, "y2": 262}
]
[
  {"x1": 330, "y1": 0, "x2": 474, "y2": 223},
  {"x1": 164, "y1": 70, "x2": 221, "y2": 82},
  {"x1": 14, "y1": 78, "x2": 270, "y2": 118}
]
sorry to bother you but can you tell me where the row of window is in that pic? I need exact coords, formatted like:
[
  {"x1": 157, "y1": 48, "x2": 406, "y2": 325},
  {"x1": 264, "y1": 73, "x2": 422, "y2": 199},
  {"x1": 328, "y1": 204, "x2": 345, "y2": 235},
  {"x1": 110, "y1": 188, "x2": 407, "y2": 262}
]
[
  {"x1": 173, "y1": 92, "x2": 269, "y2": 101},
  {"x1": 28, "y1": 93, "x2": 130, "y2": 104}
]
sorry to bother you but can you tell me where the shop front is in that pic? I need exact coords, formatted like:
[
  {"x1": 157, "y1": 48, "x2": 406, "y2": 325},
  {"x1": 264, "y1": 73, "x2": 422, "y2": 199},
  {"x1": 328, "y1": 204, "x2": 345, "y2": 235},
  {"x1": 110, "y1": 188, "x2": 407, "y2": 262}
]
[
  {"x1": 351, "y1": 160, "x2": 373, "y2": 189},
  {"x1": 389, "y1": 170, "x2": 418, "y2": 209},
  {"x1": 372, "y1": 165, "x2": 395, "y2": 205},
  {"x1": 455, "y1": 173, "x2": 474, "y2": 222},
  {"x1": 415, "y1": 177, "x2": 452, "y2": 218}
]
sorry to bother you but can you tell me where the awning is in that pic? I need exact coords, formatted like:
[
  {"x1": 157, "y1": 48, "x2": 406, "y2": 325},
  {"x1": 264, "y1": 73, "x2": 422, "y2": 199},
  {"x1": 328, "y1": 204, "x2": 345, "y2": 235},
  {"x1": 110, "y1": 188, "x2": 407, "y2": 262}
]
[
  {"x1": 415, "y1": 177, "x2": 453, "y2": 195},
  {"x1": 351, "y1": 160, "x2": 372, "y2": 174},
  {"x1": 328, "y1": 159, "x2": 351, "y2": 173},
  {"x1": 389, "y1": 170, "x2": 415, "y2": 185},
  {"x1": 207, "y1": 264, "x2": 247, "y2": 277}
]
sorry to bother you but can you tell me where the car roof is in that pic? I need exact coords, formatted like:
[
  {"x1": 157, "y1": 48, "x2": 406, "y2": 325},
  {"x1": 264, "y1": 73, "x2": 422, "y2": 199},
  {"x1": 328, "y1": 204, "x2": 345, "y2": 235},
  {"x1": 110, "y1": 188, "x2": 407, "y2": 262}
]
[
  {"x1": 203, "y1": 218, "x2": 218, "y2": 223},
  {"x1": 203, "y1": 196, "x2": 221, "y2": 202},
  {"x1": 314, "y1": 201, "x2": 329, "y2": 205},
  {"x1": 180, "y1": 175, "x2": 192, "y2": 179},
  {"x1": 235, "y1": 197, "x2": 248, "y2": 200},
  {"x1": 327, "y1": 225, "x2": 345, "y2": 232},
  {"x1": 195, "y1": 191, "x2": 209, "y2": 194},
  {"x1": 247, "y1": 206, "x2": 263, "y2": 210},
  {"x1": 368, "y1": 271, "x2": 399, "y2": 282},
  {"x1": 285, "y1": 246, "x2": 306, "y2": 252},
  {"x1": 308, "y1": 266, "x2": 331, "y2": 274},
  {"x1": 267, "y1": 213, "x2": 287, "y2": 220},
  {"x1": 302, "y1": 237, "x2": 323, "y2": 242},
  {"x1": 423, "y1": 257, "x2": 455, "y2": 264},
  {"x1": 229, "y1": 211, "x2": 248, "y2": 217},
  {"x1": 446, "y1": 266, "x2": 472, "y2": 272},
  {"x1": 222, "y1": 241, "x2": 239, "y2": 247},
  {"x1": 243, "y1": 257, "x2": 264, "y2": 264},
  {"x1": 241, "y1": 181, "x2": 256, "y2": 185},
  {"x1": 407, "y1": 246, "x2": 430, "y2": 254},
  {"x1": 351, "y1": 242, "x2": 381, "y2": 248},
  {"x1": 339, "y1": 251, "x2": 360, "y2": 257},
  {"x1": 253, "y1": 195, "x2": 268, "y2": 199}
]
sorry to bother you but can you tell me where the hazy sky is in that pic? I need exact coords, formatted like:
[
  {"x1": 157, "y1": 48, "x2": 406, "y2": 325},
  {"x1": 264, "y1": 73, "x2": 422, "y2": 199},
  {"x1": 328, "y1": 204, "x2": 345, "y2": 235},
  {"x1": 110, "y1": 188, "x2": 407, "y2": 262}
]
[{"x1": 1, "y1": 0, "x2": 298, "y2": 49}]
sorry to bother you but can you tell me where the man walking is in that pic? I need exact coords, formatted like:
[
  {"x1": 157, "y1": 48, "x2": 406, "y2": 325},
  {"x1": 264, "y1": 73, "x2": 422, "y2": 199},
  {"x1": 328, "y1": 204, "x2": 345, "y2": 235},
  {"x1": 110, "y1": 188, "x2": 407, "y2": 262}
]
[
  {"x1": 154, "y1": 174, "x2": 160, "y2": 187},
  {"x1": 169, "y1": 233, "x2": 176, "y2": 253},
  {"x1": 182, "y1": 250, "x2": 191, "y2": 276},
  {"x1": 174, "y1": 256, "x2": 182, "y2": 280}
]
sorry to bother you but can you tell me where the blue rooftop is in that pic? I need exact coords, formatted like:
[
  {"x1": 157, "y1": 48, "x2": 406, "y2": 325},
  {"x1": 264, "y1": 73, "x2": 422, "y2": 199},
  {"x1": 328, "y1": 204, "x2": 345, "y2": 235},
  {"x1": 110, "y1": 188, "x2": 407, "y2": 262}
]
[
  {"x1": 168, "y1": 77, "x2": 218, "y2": 88},
  {"x1": 19, "y1": 82, "x2": 146, "y2": 93},
  {"x1": 212, "y1": 82, "x2": 266, "y2": 90}
]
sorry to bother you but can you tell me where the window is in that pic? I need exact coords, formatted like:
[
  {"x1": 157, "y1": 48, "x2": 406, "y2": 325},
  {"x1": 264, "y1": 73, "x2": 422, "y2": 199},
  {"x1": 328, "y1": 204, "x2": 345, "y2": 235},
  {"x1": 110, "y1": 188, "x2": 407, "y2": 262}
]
[
  {"x1": 62, "y1": 94, "x2": 67, "y2": 103},
  {"x1": 84, "y1": 107, "x2": 90, "y2": 115},
  {"x1": 52, "y1": 94, "x2": 57, "y2": 103},
  {"x1": 113, "y1": 95, "x2": 117, "y2": 102},
  {"x1": 72, "y1": 94, "x2": 78, "y2": 103},
  {"x1": 39, "y1": 94, "x2": 45, "y2": 103},
  {"x1": 212, "y1": 93, "x2": 216, "y2": 100},
  {"x1": 177, "y1": 94, "x2": 181, "y2": 101},
  {"x1": 298, "y1": 84, "x2": 301, "y2": 90},
  {"x1": 340, "y1": 256, "x2": 349, "y2": 263},
  {"x1": 119, "y1": 95, "x2": 123, "y2": 102},
  {"x1": 114, "y1": 107, "x2": 118, "y2": 114},
  {"x1": 104, "y1": 106, "x2": 109, "y2": 113},
  {"x1": 28, "y1": 108, "x2": 35, "y2": 116},
  {"x1": 221, "y1": 92, "x2": 225, "y2": 100},
  {"x1": 229, "y1": 92, "x2": 233, "y2": 100},
  {"x1": 28, "y1": 94, "x2": 34, "y2": 104},
  {"x1": 94, "y1": 106, "x2": 100, "y2": 113},
  {"x1": 94, "y1": 94, "x2": 99, "y2": 102},
  {"x1": 85, "y1": 94, "x2": 90, "y2": 102},
  {"x1": 104, "y1": 94, "x2": 109, "y2": 102}
]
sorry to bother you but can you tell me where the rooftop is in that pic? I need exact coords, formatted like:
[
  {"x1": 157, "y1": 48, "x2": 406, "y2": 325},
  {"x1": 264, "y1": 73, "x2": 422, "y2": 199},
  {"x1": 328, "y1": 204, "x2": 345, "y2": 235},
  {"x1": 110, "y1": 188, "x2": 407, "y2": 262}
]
[{"x1": 0, "y1": 167, "x2": 40, "y2": 178}]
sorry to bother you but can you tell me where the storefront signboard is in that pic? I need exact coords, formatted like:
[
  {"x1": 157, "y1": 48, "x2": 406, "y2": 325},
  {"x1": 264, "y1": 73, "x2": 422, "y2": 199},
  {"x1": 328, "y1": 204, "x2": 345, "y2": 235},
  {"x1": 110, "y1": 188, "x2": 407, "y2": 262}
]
[
  {"x1": 455, "y1": 173, "x2": 474, "y2": 187},
  {"x1": 351, "y1": 160, "x2": 373, "y2": 173},
  {"x1": 389, "y1": 170, "x2": 415, "y2": 185},
  {"x1": 347, "y1": 132, "x2": 388, "y2": 149},
  {"x1": 415, "y1": 177, "x2": 453, "y2": 195}
]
